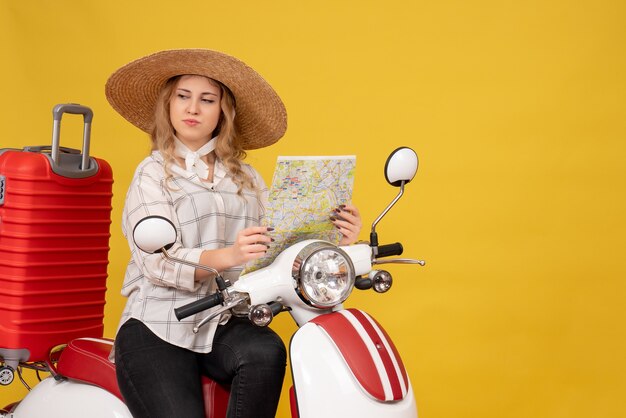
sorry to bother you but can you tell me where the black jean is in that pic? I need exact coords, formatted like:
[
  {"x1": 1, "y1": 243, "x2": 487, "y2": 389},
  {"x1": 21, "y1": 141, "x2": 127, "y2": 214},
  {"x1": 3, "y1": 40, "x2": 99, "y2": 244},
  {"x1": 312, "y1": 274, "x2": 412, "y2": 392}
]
[{"x1": 114, "y1": 317, "x2": 286, "y2": 418}]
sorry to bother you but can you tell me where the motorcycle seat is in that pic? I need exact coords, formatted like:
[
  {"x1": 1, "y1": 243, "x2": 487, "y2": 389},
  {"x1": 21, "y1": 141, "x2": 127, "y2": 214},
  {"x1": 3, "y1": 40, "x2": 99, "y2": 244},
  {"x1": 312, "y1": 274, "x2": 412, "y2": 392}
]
[{"x1": 56, "y1": 337, "x2": 122, "y2": 399}]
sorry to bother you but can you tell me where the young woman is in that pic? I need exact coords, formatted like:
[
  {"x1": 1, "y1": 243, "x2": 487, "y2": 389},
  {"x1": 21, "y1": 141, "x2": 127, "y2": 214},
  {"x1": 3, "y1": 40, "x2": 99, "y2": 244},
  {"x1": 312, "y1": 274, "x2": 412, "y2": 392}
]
[{"x1": 105, "y1": 49, "x2": 362, "y2": 418}]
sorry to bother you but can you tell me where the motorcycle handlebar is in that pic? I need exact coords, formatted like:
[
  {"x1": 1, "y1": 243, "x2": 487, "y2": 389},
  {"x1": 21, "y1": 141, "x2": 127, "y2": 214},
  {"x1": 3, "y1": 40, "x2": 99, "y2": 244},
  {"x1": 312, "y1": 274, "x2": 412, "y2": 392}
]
[
  {"x1": 376, "y1": 242, "x2": 404, "y2": 258},
  {"x1": 268, "y1": 301, "x2": 284, "y2": 316},
  {"x1": 175, "y1": 293, "x2": 224, "y2": 321}
]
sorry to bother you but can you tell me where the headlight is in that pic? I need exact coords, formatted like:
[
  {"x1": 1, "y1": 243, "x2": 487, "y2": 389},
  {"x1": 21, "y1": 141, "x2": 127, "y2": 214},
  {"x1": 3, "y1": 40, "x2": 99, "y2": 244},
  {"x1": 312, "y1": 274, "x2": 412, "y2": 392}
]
[{"x1": 292, "y1": 242, "x2": 356, "y2": 308}]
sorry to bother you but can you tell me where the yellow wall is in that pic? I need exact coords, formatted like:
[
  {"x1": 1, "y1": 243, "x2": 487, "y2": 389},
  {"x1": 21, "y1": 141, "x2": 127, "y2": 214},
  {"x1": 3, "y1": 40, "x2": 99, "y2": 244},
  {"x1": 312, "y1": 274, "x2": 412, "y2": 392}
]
[{"x1": 1, "y1": 1, "x2": 625, "y2": 417}]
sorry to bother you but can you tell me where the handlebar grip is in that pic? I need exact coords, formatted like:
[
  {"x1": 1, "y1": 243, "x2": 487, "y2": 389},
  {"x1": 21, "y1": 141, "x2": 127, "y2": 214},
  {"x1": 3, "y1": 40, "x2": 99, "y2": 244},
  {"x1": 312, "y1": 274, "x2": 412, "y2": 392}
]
[
  {"x1": 355, "y1": 276, "x2": 373, "y2": 290},
  {"x1": 268, "y1": 301, "x2": 284, "y2": 316},
  {"x1": 377, "y1": 242, "x2": 404, "y2": 258},
  {"x1": 175, "y1": 293, "x2": 223, "y2": 321}
]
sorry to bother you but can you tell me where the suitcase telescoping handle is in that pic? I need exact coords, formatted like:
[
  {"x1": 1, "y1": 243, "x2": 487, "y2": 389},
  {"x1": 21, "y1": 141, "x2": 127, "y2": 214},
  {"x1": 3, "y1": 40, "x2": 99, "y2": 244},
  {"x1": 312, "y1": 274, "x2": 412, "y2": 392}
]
[{"x1": 52, "y1": 103, "x2": 93, "y2": 171}]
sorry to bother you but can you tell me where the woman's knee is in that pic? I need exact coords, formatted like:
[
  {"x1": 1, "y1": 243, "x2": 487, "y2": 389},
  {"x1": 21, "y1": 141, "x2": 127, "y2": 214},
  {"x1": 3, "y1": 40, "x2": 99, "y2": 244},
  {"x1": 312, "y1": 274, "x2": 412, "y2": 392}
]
[
  {"x1": 243, "y1": 328, "x2": 286, "y2": 368},
  {"x1": 260, "y1": 330, "x2": 287, "y2": 365},
  {"x1": 227, "y1": 320, "x2": 287, "y2": 367}
]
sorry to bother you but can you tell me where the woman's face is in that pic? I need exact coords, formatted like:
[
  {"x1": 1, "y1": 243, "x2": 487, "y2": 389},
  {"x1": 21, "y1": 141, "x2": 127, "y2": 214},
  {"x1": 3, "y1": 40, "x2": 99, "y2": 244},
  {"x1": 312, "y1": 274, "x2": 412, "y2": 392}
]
[{"x1": 169, "y1": 75, "x2": 222, "y2": 149}]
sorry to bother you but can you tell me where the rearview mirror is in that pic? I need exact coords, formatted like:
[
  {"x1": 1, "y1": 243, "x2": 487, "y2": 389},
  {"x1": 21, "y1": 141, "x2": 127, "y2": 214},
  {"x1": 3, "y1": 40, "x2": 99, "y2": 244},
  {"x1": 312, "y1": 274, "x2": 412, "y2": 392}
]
[
  {"x1": 384, "y1": 147, "x2": 418, "y2": 187},
  {"x1": 133, "y1": 216, "x2": 177, "y2": 254}
]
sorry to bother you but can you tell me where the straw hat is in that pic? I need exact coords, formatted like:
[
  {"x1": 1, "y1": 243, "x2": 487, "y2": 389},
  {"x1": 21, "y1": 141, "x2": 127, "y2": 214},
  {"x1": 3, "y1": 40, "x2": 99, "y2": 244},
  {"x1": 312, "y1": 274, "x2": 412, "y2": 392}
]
[{"x1": 105, "y1": 49, "x2": 287, "y2": 150}]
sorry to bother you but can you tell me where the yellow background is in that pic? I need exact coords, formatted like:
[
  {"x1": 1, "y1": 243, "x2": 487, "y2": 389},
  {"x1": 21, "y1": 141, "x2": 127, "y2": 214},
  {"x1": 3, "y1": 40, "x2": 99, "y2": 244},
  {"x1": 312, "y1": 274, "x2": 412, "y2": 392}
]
[{"x1": 1, "y1": 0, "x2": 625, "y2": 417}]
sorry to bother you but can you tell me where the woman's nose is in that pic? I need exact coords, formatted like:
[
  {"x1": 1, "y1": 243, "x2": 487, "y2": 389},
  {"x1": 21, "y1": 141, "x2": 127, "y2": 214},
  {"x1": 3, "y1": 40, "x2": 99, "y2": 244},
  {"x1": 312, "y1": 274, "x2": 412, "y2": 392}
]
[{"x1": 187, "y1": 99, "x2": 200, "y2": 115}]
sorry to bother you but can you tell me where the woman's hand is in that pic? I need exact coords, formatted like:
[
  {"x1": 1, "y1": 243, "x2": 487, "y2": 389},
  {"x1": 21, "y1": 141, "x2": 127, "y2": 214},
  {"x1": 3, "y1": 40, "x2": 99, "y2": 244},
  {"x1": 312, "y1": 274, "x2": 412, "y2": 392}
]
[
  {"x1": 198, "y1": 226, "x2": 272, "y2": 279},
  {"x1": 331, "y1": 204, "x2": 362, "y2": 246},
  {"x1": 229, "y1": 226, "x2": 274, "y2": 265}
]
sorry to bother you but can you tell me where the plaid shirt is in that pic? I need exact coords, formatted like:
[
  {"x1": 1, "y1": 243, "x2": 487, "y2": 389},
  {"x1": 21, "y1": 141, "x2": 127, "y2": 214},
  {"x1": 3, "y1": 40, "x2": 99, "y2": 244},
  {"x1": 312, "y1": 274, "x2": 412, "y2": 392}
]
[{"x1": 116, "y1": 151, "x2": 267, "y2": 353}]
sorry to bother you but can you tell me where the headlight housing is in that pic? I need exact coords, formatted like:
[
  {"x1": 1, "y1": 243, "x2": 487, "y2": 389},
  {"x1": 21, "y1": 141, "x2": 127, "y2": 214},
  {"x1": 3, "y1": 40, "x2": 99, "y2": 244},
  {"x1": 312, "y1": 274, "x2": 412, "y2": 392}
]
[{"x1": 292, "y1": 242, "x2": 356, "y2": 308}]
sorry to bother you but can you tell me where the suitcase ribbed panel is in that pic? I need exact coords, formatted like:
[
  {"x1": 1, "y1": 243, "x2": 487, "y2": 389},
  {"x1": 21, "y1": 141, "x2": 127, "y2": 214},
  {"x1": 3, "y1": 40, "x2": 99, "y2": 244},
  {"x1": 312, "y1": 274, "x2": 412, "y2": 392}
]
[{"x1": 0, "y1": 150, "x2": 113, "y2": 362}]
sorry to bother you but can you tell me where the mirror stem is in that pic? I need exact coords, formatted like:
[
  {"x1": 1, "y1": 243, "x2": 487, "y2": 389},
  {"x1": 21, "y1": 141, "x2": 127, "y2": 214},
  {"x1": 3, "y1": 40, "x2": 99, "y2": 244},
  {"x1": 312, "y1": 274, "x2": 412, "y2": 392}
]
[
  {"x1": 371, "y1": 181, "x2": 406, "y2": 235},
  {"x1": 370, "y1": 181, "x2": 406, "y2": 255},
  {"x1": 162, "y1": 247, "x2": 220, "y2": 278}
]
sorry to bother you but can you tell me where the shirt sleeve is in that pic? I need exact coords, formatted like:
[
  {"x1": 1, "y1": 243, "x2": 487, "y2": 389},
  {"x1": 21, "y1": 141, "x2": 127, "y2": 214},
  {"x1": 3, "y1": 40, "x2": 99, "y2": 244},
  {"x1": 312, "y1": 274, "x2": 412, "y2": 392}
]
[{"x1": 122, "y1": 158, "x2": 202, "y2": 292}]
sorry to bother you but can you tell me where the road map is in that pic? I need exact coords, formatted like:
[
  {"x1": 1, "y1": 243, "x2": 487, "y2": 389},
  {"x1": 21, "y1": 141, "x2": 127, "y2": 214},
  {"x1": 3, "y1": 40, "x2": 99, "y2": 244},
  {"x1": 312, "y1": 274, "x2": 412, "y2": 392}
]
[{"x1": 242, "y1": 155, "x2": 356, "y2": 274}]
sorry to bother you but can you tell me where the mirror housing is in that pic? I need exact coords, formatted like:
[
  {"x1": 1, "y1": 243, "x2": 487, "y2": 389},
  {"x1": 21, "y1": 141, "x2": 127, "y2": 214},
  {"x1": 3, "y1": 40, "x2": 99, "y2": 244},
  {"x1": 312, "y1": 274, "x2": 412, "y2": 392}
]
[
  {"x1": 384, "y1": 147, "x2": 418, "y2": 187},
  {"x1": 133, "y1": 216, "x2": 177, "y2": 254},
  {"x1": 370, "y1": 146, "x2": 419, "y2": 254}
]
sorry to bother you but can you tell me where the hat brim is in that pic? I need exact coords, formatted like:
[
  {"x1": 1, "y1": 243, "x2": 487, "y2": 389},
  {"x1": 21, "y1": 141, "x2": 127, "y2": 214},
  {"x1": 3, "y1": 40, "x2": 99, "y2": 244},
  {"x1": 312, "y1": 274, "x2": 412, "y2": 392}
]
[{"x1": 105, "y1": 49, "x2": 287, "y2": 150}]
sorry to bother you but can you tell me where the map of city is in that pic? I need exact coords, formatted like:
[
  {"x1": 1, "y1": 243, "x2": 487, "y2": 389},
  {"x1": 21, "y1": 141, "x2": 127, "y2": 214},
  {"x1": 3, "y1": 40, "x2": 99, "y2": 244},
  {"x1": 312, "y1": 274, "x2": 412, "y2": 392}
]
[{"x1": 243, "y1": 155, "x2": 356, "y2": 274}]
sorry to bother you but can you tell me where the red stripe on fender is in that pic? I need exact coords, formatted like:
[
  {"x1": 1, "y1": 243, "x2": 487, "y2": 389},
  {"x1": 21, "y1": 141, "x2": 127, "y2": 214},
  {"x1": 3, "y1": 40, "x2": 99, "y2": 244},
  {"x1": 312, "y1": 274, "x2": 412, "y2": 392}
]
[
  {"x1": 348, "y1": 309, "x2": 404, "y2": 399},
  {"x1": 366, "y1": 312, "x2": 410, "y2": 391},
  {"x1": 312, "y1": 312, "x2": 387, "y2": 401}
]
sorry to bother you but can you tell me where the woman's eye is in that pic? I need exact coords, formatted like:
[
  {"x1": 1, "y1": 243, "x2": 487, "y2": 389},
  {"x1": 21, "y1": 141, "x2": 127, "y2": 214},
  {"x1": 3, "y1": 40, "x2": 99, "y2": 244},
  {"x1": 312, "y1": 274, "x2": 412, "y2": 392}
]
[
  {"x1": 177, "y1": 94, "x2": 189, "y2": 100},
  {"x1": 202, "y1": 99, "x2": 216, "y2": 104}
]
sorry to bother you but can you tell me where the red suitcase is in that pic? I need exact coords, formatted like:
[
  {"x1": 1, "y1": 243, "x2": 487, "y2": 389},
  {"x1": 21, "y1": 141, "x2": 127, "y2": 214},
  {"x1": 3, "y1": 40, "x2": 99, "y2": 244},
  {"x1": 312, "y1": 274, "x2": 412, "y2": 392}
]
[{"x1": 0, "y1": 104, "x2": 113, "y2": 369}]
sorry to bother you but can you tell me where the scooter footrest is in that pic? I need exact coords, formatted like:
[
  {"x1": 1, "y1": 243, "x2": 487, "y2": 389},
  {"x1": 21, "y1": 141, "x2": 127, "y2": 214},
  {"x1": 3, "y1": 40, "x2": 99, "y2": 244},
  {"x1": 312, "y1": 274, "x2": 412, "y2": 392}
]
[{"x1": 56, "y1": 338, "x2": 122, "y2": 400}]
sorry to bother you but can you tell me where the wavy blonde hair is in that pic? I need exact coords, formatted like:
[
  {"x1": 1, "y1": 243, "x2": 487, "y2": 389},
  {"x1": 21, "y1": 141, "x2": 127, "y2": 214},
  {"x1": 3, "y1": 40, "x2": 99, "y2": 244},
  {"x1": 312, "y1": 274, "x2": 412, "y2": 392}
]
[{"x1": 150, "y1": 75, "x2": 257, "y2": 194}]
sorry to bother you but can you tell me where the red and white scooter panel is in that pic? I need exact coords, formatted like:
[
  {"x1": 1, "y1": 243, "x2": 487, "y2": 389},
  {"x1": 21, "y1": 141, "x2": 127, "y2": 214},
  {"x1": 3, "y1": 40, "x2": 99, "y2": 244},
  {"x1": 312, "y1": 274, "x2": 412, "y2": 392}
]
[
  {"x1": 290, "y1": 308, "x2": 417, "y2": 418},
  {"x1": 311, "y1": 308, "x2": 410, "y2": 401}
]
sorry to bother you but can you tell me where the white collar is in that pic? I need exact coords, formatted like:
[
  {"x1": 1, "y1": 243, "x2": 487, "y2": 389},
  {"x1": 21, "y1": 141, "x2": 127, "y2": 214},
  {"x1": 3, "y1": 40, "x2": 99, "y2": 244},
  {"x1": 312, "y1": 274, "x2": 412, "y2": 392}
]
[{"x1": 174, "y1": 137, "x2": 217, "y2": 179}]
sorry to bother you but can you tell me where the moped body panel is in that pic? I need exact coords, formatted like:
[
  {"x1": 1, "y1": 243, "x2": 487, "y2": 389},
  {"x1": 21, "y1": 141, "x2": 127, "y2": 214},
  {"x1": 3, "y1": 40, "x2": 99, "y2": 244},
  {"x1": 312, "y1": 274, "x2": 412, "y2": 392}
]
[
  {"x1": 290, "y1": 309, "x2": 417, "y2": 418},
  {"x1": 12, "y1": 377, "x2": 132, "y2": 418}
]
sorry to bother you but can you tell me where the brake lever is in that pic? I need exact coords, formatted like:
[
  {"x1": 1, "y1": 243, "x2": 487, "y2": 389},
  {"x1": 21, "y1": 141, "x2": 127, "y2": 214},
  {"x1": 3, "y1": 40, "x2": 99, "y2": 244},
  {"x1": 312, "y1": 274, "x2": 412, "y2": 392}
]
[
  {"x1": 373, "y1": 258, "x2": 426, "y2": 266},
  {"x1": 192, "y1": 294, "x2": 248, "y2": 333}
]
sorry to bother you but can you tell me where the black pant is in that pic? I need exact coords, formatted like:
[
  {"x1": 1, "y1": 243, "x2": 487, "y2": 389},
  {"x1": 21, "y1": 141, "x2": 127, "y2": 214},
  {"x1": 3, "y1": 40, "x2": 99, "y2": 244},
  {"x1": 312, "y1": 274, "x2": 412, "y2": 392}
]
[{"x1": 114, "y1": 317, "x2": 286, "y2": 418}]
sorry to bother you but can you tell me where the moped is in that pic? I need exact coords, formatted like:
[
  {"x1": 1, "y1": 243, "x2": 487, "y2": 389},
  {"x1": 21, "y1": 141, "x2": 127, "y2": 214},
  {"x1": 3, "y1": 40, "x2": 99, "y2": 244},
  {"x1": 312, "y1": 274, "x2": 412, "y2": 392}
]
[{"x1": 1, "y1": 146, "x2": 424, "y2": 418}]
